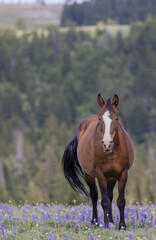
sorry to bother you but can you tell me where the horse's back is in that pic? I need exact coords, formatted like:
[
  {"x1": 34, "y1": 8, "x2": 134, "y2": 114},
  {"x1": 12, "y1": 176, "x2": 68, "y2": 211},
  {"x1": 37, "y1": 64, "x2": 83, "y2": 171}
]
[
  {"x1": 77, "y1": 114, "x2": 98, "y2": 176},
  {"x1": 77, "y1": 114, "x2": 98, "y2": 142}
]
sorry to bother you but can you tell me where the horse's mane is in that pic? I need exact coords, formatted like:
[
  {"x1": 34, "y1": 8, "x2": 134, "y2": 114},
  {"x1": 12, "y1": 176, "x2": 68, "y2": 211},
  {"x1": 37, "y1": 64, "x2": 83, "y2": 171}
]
[{"x1": 106, "y1": 99, "x2": 117, "y2": 115}]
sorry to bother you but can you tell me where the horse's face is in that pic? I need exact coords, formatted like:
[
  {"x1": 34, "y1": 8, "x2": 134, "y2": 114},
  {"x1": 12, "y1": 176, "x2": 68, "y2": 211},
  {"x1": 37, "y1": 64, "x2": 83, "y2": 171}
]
[{"x1": 97, "y1": 94, "x2": 119, "y2": 152}]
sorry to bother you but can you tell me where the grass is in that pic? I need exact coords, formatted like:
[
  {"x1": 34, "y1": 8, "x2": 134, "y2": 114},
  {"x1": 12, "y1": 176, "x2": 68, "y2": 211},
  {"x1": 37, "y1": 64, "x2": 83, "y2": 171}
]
[
  {"x1": 61, "y1": 24, "x2": 130, "y2": 38},
  {"x1": 0, "y1": 202, "x2": 155, "y2": 239},
  {"x1": 13, "y1": 23, "x2": 130, "y2": 40}
]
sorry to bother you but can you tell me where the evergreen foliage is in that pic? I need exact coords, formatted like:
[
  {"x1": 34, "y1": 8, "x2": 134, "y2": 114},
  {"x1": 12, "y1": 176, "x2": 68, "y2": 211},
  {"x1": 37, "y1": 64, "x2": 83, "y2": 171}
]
[
  {"x1": 61, "y1": 0, "x2": 156, "y2": 26},
  {"x1": 0, "y1": 19, "x2": 156, "y2": 204}
]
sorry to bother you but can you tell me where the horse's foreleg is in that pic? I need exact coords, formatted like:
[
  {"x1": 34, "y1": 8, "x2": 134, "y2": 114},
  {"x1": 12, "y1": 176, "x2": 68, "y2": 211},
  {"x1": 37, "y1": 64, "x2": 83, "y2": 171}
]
[
  {"x1": 85, "y1": 173, "x2": 98, "y2": 225},
  {"x1": 107, "y1": 179, "x2": 116, "y2": 223},
  {"x1": 117, "y1": 169, "x2": 128, "y2": 230},
  {"x1": 98, "y1": 177, "x2": 110, "y2": 228}
]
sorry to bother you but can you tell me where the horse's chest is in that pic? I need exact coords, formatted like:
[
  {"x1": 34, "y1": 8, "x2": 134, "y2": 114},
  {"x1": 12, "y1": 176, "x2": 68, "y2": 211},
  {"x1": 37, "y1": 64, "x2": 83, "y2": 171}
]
[
  {"x1": 95, "y1": 155, "x2": 125, "y2": 180},
  {"x1": 103, "y1": 164, "x2": 122, "y2": 179}
]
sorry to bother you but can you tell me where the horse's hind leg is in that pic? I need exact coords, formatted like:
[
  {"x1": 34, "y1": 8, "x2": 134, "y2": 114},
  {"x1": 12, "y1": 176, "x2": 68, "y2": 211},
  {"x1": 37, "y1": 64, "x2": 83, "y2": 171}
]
[
  {"x1": 107, "y1": 179, "x2": 116, "y2": 223},
  {"x1": 85, "y1": 173, "x2": 98, "y2": 225}
]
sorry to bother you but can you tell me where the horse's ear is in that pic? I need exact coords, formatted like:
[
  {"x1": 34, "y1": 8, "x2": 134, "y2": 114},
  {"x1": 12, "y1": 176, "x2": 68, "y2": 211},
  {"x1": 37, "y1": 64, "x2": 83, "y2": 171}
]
[
  {"x1": 97, "y1": 94, "x2": 105, "y2": 107},
  {"x1": 112, "y1": 94, "x2": 119, "y2": 107}
]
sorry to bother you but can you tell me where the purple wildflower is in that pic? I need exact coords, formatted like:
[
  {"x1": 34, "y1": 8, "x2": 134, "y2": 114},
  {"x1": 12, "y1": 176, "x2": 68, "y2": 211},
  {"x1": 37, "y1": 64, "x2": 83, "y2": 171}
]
[
  {"x1": 129, "y1": 232, "x2": 133, "y2": 240},
  {"x1": 148, "y1": 229, "x2": 152, "y2": 239},
  {"x1": 0, "y1": 222, "x2": 5, "y2": 235},
  {"x1": 90, "y1": 233, "x2": 94, "y2": 240}
]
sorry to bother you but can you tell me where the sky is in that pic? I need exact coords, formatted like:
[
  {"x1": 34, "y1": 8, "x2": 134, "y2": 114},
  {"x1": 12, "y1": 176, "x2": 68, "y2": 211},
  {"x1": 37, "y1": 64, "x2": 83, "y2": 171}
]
[
  {"x1": 0, "y1": 0, "x2": 85, "y2": 3},
  {"x1": 0, "y1": 0, "x2": 65, "y2": 3}
]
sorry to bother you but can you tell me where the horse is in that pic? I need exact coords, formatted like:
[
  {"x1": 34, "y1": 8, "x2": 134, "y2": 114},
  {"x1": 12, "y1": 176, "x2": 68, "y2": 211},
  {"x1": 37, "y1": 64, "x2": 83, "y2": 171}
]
[{"x1": 62, "y1": 94, "x2": 134, "y2": 230}]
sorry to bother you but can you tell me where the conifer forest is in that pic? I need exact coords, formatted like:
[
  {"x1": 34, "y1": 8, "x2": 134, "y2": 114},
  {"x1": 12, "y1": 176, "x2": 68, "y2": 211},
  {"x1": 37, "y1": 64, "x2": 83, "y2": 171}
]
[{"x1": 0, "y1": 1, "x2": 156, "y2": 207}]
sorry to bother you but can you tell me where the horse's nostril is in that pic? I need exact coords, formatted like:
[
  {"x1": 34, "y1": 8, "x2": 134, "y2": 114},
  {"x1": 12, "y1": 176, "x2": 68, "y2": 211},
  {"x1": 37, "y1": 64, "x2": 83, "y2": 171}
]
[
  {"x1": 109, "y1": 141, "x2": 114, "y2": 150},
  {"x1": 102, "y1": 140, "x2": 114, "y2": 152}
]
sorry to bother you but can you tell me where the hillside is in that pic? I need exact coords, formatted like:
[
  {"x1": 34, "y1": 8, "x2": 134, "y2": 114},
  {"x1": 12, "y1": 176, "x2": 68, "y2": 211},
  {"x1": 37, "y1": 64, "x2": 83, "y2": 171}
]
[
  {"x1": 0, "y1": 3, "x2": 63, "y2": 28},
  {"x1": 61, "y1": 0, "x2": 156, "y2": 26},
  {"x1": 0, "y1": 18, "x2": 156, "y2": 204},
  {"x1": 0, "y1": 3, "x2": 131, "y2": 38}
]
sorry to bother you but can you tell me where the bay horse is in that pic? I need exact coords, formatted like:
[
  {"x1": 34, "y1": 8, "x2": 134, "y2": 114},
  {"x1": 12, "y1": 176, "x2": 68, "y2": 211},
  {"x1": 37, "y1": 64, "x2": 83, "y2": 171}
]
[{"x1": 62, "y1": 94, "x2": 134, "y2": 230}]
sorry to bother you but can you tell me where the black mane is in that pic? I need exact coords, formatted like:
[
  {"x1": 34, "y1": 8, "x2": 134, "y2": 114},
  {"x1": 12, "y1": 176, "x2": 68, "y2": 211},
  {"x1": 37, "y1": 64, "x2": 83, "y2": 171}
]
[{"x1": 105, "y1": 98, "x2": 118, "y2": 116}]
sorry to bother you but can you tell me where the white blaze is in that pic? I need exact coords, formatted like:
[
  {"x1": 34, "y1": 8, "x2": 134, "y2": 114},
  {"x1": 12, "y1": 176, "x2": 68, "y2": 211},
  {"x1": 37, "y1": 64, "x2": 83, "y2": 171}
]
[{"x1": 102, "y1": 111, "x2": 112, "y2": 141}]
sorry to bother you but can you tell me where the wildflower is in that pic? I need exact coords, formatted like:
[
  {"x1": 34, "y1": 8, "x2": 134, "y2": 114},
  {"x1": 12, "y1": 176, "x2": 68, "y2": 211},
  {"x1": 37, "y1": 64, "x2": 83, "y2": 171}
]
[
  {"x1": 148, "y1": 230, "x2": 152, "y2": 239},
  {"x1": 129, "y1": 232, "x2": 134, "y2": 240},
  {"x1": 90, "y1": 233, "x2": 94, "y2": 240},
  {"x1": 1, "y1": 222, "x2": 5, "y2": 235}
]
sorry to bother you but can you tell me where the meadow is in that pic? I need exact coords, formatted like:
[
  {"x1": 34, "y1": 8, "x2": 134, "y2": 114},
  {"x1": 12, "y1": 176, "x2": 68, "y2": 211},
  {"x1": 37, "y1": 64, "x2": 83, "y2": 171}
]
[
  {"x1": 0, "y1": 4, "x2": 155, "y2": 240},
  {"x1": 0, "y1": 202, "x2": 155, "y2": 240},
  {"x1": 60, "y1": 24, "x2": 130, "y2": 38}
]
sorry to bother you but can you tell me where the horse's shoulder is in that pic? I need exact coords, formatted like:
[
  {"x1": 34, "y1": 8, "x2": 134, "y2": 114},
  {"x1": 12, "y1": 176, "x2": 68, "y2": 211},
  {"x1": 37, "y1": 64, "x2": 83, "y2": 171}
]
[{"x1": 77, "y1": 114, "x2": 98, "y2": 140}]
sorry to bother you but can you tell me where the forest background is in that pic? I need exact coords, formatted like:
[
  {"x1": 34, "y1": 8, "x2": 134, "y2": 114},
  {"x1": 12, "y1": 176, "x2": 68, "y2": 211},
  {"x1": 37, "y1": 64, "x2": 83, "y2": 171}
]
[{"x1": 0, "y1": 0, "x2": 156, "y2": 205}]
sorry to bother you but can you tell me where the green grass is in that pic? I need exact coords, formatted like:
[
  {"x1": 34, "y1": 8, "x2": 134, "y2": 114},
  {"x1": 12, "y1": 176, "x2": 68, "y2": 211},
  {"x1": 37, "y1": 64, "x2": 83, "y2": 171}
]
[
  {"x1": 61, "y1": 24, "x2": 131, "y2": 38},
  {"x1": 14, "y1": 24, "x2": 130, "y2": 39}
]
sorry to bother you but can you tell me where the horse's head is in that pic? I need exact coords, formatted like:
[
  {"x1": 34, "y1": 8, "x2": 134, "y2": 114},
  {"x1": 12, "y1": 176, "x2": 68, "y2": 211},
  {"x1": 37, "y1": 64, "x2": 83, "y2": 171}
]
[{"x1": 97, "y1": 94, "x2": 119, "y2": 152}]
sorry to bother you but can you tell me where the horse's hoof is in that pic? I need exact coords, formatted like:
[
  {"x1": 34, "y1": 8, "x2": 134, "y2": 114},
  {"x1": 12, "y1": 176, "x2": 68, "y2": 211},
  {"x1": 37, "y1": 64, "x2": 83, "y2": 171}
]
[
  {"x1": 119, "y1": 224, "x2": 126, "y2": 230},
  {"x1": 91, "y1": 219, "x2": 99, "y2": 227}
]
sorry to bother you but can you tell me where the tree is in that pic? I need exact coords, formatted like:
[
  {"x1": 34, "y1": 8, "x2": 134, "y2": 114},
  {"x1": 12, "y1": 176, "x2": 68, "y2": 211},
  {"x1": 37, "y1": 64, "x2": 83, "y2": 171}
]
[{"x1": 14, "y1": 17, "x2": 27, "y2": 31}]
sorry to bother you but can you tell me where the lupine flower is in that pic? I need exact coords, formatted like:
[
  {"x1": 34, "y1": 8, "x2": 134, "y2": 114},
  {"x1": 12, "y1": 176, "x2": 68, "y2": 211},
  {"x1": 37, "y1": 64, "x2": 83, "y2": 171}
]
[
  {"x1": 0, "y1": 222, "x2": 5, "y2": 235},
  {"x1": 90, "y1": 233, "x2": 94, "y2": 240}
]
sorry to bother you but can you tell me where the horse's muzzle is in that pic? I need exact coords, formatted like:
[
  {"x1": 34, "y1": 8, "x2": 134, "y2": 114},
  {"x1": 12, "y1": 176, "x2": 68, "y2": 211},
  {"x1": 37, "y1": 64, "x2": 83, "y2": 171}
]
[{"x1": 102, "y1": 140, "x2": 114, "y2": 152}]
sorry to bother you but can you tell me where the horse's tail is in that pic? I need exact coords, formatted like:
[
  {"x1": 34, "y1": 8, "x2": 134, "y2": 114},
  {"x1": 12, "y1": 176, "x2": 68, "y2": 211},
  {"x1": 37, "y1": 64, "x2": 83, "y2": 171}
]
[{"x1": 62, "y1": 136, "x2": 89, "y2": 197}]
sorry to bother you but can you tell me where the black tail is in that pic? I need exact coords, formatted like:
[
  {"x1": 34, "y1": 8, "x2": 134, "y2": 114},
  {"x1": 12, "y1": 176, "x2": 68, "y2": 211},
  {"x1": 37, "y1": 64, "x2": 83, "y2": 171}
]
[{"x1": 62, "y1": 136, "x2": 88, "y2": 196}]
